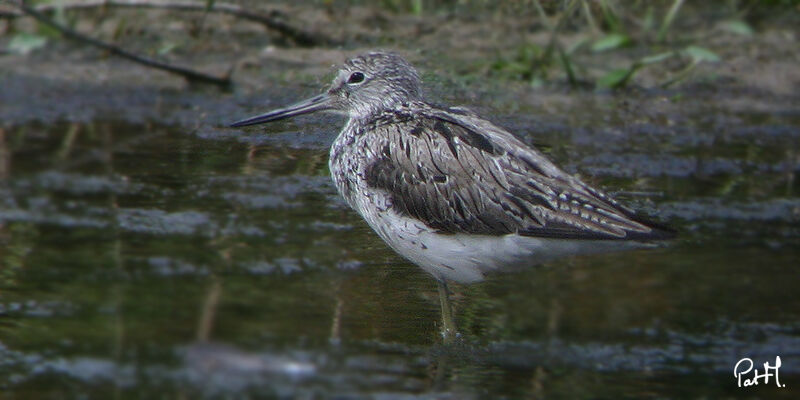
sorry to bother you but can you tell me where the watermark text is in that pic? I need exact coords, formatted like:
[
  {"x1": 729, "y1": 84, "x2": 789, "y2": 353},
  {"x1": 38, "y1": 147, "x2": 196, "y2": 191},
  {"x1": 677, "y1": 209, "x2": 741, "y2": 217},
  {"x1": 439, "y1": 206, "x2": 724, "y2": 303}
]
[{"x1": 734, "y1": 356, "x2": 785, "y2": 388}]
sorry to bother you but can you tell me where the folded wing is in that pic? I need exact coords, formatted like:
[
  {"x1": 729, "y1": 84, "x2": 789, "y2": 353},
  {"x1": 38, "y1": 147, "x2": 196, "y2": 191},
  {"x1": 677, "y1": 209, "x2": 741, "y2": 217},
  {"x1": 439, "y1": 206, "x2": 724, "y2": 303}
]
[{"x1": 363, "y1": 104, "x2": 674, "y2": 240}]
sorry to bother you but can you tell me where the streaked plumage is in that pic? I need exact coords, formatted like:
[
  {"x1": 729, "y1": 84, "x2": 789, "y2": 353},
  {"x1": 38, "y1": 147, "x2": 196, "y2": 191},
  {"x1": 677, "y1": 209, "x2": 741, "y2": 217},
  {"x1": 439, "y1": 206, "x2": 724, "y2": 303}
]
[{"x1": 231, "y1": 52, "x2": 674, "y2": 336}]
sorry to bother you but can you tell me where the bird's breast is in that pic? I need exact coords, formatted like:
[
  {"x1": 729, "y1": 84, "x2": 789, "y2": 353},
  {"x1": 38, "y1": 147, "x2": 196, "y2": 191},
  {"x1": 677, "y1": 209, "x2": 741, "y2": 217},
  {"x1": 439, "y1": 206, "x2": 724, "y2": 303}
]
[{"x1": 329, "y1": 121, "x2": 384, "y2": 211}]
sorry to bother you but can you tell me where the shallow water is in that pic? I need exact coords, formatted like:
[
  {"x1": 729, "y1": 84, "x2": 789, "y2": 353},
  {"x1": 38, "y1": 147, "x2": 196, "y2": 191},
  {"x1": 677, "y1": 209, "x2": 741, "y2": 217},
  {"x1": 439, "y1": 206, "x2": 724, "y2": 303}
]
[{"x1": 1, "y1": 78, "x2": 799, "y2": 399}]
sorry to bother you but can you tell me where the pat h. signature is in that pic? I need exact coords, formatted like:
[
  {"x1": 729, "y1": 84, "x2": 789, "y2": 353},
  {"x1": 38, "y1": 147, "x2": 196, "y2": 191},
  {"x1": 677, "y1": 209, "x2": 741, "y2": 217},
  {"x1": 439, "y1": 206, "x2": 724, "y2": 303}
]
[{"x1": 734, "y1": 356, "x2": 785, "y2": 388}]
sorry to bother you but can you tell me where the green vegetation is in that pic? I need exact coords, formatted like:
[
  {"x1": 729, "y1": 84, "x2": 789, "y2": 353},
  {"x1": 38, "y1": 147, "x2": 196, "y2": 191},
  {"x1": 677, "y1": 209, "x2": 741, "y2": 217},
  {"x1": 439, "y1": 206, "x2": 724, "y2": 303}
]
[
  {"x1": 332, "y1": 0, "x2": 792, "y2": 89},
  {"x1": 488, "y1": 0, "x2": 749, "y2": 89},
  {"x1": 2, "y1": 0, "x2": 795, "y2": 88}
]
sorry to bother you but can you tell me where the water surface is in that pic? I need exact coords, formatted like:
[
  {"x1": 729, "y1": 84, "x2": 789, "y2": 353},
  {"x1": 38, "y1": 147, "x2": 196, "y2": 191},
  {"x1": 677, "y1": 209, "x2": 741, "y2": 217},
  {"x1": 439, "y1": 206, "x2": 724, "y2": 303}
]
[{"x1": 0, "y1": 80, "x2": 798, "y2": 398}]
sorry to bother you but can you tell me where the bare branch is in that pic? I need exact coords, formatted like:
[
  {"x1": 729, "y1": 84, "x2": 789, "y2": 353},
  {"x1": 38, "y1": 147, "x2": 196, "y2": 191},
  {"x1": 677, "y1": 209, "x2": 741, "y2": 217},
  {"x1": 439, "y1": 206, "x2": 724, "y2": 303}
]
[
  {"x1": 0, "y1": 0, "x2": 335, "y2": 47},
  {"x1": 14, "y1": 2, "x2": 233, "y2": 88}
]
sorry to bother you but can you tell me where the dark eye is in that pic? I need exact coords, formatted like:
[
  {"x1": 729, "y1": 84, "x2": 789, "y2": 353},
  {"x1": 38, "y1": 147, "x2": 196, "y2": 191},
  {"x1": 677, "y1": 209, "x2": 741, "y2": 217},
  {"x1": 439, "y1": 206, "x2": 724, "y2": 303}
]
[{"x1": 347, "y1": 72, "x2": 365, "y2": 84}]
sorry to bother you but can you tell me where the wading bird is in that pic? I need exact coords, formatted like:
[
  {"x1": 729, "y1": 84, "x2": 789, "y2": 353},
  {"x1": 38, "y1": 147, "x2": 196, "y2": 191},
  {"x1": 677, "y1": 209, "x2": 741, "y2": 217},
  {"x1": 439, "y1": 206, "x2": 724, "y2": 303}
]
[{"x1": 231, "y1": 52, "x2": 674, "y2": 341}]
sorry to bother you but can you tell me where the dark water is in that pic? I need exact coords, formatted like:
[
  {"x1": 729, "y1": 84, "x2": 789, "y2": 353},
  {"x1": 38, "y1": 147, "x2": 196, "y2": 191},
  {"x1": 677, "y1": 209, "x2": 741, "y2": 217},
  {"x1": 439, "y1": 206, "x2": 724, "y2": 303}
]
[{"x1": 1, "y1": 86, "x2": 799, "y2": 399}]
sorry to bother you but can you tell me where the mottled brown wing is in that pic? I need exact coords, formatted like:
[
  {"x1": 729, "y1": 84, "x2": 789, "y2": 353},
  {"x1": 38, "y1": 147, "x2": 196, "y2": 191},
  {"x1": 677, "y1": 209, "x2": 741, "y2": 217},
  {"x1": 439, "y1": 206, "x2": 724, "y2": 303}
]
[{"x1": 364, "y1": 106, "x2": 674, "y2": 240}]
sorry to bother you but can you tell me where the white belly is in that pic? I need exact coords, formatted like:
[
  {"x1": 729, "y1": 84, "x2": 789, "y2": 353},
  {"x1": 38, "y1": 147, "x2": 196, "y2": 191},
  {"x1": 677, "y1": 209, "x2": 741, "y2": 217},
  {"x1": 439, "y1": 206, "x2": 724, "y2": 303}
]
[{"x1": 353, "y1": 190, "x2": 651, "y2": 284}]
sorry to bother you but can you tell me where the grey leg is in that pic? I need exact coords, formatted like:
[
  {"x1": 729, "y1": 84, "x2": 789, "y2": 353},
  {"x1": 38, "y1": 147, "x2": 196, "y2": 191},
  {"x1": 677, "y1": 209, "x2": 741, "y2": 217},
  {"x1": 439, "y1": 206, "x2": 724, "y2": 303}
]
[{"x1": 437, "y1": 278, "x2": 457, "y2": 343}]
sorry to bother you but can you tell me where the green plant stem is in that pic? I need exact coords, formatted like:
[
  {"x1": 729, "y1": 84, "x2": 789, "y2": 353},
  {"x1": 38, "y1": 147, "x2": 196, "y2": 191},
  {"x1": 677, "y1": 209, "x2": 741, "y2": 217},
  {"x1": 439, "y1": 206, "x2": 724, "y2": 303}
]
[
  {"x1": 580, "y1": 0, "x2": 600, "y2": 34},
  {"x1": 531, "y1": 0, "x2": 553, "y2": 30},
  {"x1": 534, "y1": 0, "x2": 580, "y2": 85},
  {"x1": 657, "y1": 0, "x2": 685, "y2": 42},
  {"x1": 660, "y1": 60, "x2": 698, "y2": 88},
  {"x1": 557, "y1": 45, "x2": 577, "y2": 86}
]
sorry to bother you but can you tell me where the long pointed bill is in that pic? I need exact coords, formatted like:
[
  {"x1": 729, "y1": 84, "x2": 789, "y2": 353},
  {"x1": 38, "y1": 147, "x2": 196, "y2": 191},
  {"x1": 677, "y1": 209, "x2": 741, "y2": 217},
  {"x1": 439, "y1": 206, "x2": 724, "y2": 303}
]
[{"x1": 229, "y1": 94, "x2": 332, "y2": 128}]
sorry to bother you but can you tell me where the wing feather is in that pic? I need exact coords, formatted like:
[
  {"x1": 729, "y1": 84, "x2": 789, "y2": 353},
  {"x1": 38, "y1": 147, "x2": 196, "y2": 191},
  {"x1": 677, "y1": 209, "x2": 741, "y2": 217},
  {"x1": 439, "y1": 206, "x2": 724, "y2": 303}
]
[{"x1": 363, "y1": 104, "x2": 674, "y2": 240}]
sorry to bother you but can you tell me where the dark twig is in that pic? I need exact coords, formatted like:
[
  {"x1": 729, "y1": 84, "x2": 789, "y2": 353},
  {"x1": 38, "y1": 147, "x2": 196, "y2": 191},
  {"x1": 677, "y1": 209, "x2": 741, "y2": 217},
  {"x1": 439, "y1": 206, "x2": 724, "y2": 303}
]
[
  {"x1": 15, "y1": 2, "x2": 232, "y2": 87},
  {"x1": 0, "y1": 0, "x2": 334, "y2": 47}
]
